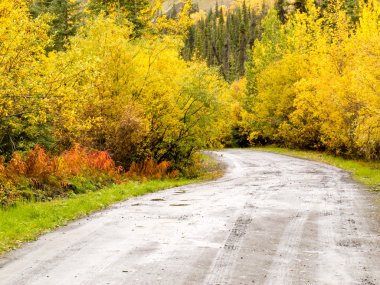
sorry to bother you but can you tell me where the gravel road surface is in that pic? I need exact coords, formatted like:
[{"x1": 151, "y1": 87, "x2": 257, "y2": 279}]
[{"x1": 0, "y1": 150, "x2": 379, "y2": 285}]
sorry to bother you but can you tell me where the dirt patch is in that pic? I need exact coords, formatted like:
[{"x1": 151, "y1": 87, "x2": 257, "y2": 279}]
[{"x1": 337, "y1": 239, "x2": 362, "y2": 248}]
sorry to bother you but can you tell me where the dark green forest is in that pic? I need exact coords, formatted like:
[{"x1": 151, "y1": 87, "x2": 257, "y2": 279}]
[{"x1": 182, "y1": 2, "x2": 268, "y2": 82}]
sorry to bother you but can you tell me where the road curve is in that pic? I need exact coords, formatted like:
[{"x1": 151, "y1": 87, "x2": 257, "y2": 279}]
[{"x1": 0, "y1": 150, "x2": 379, "y2": 285}]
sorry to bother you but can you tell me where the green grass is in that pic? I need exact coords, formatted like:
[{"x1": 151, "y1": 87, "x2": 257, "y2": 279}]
[
  {"x1": 0, "y1": 179, "x2": 194, "y2": 254},
  {"x1": 253, "y1": 146, "x2": 380, "y2": 191}
]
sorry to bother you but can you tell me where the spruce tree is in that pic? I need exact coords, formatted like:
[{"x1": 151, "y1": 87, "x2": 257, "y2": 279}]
[
  {"x1": 88, "y1": 0, "x2": 150, "y2": 37},
  {"x1": 182, "y1": 3, "x2": 268, "y2": 82},
  {"x1": 30, "y1": 0, "x2": 84, "y2": 51}
]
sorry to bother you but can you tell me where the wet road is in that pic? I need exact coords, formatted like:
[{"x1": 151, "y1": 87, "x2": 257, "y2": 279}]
[{"x1": 0, "y1": 150, "x2": 379, "y2": 285}]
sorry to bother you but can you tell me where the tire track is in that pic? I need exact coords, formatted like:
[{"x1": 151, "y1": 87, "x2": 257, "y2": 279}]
[
  {"x1": 204, "y1": 213, "x2": 252, "y2": 285},
  {"x1": 264, "y1": 211, "x2": 309, "y2": 285}
]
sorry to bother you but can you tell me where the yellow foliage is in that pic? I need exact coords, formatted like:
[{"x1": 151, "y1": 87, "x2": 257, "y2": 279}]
[
  {"x1": 41, "y1": 13, "x2": 228, "y2": 165},
  {"x1": 0, "y1": 0, "x2": 52, "y2": 153},
  {"x1": 244, "y1": 0, "x2": 380, "y2": 158},
  {"x1": 153, "y1": 0, "x2": 193, "y2": 36}
]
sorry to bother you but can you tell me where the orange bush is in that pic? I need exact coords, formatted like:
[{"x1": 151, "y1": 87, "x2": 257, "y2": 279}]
[
  {"x1": 8, "y1": 153, "x2": 27, "y2": 176},
  {"x1": 24, "y1": 145, "x2": 55, "y2": 179},
  {"x1": 54, "y1": 144, "x2": 118, "y2": 177},
  {"x1": 57, "y1": 144, "x2": 88, "y2": 176},
  {"x1": 125, "y1": 158, "x2": 178, "y2": 179},
  {"x1": 0, "y1": 144, "x2": 180, "y2": 207},
  {"x1": 87, "y1": 150, "x2": 115, "y2": 174},
  {"x1": 5, "y1": 145, "x2": 178, "y2": 181}
]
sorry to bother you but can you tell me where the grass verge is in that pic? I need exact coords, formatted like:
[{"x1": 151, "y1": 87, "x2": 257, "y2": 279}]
[
  {"x1": 253, "y1": 146, "x2": 380, "y2": 191},
  {"x1": 0, "y1": 153, "x2": 224, "y2": 255},
  {"x1": 0, "y1": 180, "x2": 192, "y2": 254}
]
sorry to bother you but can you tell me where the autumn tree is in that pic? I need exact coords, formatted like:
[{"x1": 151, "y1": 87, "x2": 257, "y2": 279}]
[
  {"x1": 0, "y1": 0, "x2": 54, "y2": 156},
  {"x1": 42, "y1": 13, "x2": 228, "y2": 167},
  {"x1": 241, "y1": 0, "x2": 380, "y2": 159}
]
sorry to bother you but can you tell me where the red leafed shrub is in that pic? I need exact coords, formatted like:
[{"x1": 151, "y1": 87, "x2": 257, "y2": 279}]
[
  {"x1": 0, "y1": 144, "x2": 121, "y2": 206},
  {"x1": 56, "y1": 144, "x2": 117, "y2": 177},
  {"x1": 57, "y1": 144, "x2": 88, "y2": 176},
  {"x1": 7, "y1": 144, "x2": 117, "y2": 180},
  {"x1": 8, "y1": 152, "x2": 27, "y2": 176},
  {"x1": 125, "y1": 158, "x2": 178, "y2": 179},
  {"x1": 87, "y1": 150, "x2": 115, "y2": 174},
  {"x1": 24, "y1": 145, "x2": 55, "y2": 179},
  {"x1": 0, "y1": 144, "x2": 180, "y2": 207}
]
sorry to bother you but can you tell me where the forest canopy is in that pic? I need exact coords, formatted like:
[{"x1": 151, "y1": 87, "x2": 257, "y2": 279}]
[{"x1": 3, "y1": 0, "x2": 380, "y2": 163}]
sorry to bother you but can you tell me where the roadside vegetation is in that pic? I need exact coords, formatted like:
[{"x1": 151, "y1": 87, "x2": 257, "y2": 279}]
[
  {"x1": 0, "y1": 180, "x2": 190, "y2": 254},
  {"x1": 0, "y1": 153, "x2": 223, "y2": 254},
  {"x1": 0, "y1": 0, "x2": 231, "y2": 208},
  {"x1": 254, "y1": 146, "x2": 380, "y2": 191}
]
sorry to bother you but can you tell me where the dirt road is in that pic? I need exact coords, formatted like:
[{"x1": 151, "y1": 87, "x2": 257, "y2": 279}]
[{"x1": 0, "y1": 150, "x2": 379, "y2": 285}]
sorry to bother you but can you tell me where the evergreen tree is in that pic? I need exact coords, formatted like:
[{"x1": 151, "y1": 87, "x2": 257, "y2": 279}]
[
  {"x1": 88, "y1": 0, "x2": 150, "y2": 37},
  {"x1": 275, "y1": 0, "x2": 287, "y2": 22},
  {"x1": 182, "y1": 3, "x2": 267, "y2": 82},
  {"x1": 30, "y1": 0, "x2": 84, "y2": 51}
]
